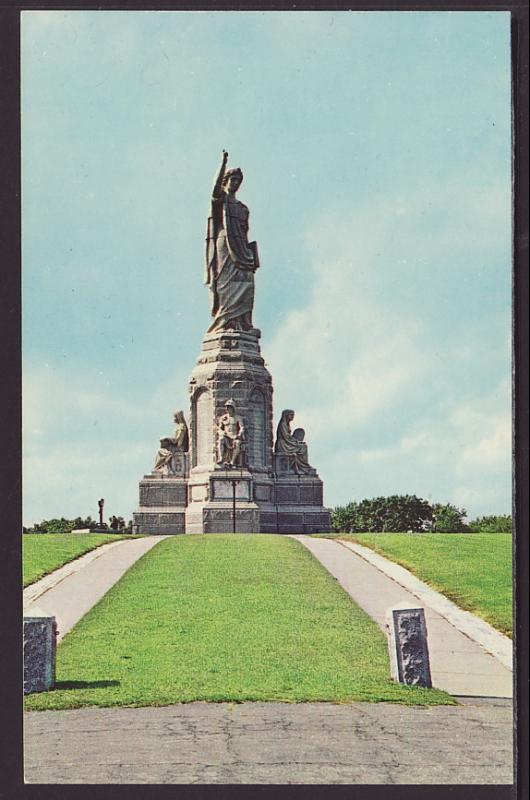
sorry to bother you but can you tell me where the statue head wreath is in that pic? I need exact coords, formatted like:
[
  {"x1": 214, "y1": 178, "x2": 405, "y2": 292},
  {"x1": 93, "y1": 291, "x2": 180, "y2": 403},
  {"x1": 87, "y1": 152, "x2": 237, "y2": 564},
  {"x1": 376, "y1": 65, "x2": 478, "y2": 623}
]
[{"x1": 224, "y1": 398, "x2": 236, "y2": 409}]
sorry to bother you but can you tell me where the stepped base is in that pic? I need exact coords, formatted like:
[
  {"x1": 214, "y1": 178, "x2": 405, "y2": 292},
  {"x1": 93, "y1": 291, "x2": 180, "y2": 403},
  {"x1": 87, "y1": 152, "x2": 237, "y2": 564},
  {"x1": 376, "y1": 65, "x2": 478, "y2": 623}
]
[{"x1": 133, "y1": 330, "x2": 331, "y2": 535}]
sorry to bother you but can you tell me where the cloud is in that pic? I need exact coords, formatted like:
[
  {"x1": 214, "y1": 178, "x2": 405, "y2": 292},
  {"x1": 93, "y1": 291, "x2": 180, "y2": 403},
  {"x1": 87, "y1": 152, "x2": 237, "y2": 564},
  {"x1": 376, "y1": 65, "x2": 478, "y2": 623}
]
[
  {"x1": 344, "y1": 381, "x2": 512, "y2": 517},
  {"x1": 22, "y1": 361, "x2": 190, "y2": 525},
  {"x1": 264, "y1": 186, "x2": 511, "y2": 517},
  {"x1": 454, "y1": 406, "x2": 512, "y2": 474}
]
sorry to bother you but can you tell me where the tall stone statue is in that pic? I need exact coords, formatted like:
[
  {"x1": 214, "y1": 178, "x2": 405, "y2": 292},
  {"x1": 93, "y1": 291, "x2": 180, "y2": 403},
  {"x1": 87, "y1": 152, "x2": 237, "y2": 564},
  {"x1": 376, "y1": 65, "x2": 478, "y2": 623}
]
[
  {"x1": 153, "y1": 410, "x2": 189, "y2": 474},
  {"x1": 216, "y1": 399, "x2": 246, "y2": 467},
  {"x1": 205, "y1": 150, "x2": 260, "y2": 333},
  {"x1": 275, "y1": 409, "x2": 312, "y2": 474}
]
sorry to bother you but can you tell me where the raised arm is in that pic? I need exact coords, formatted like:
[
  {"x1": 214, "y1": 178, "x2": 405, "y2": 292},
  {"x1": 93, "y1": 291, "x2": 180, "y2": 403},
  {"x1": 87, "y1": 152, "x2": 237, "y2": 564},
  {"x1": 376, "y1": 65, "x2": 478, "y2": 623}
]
[{"x1": 212, "y1": 150, "x2": 229, "y2": 199}]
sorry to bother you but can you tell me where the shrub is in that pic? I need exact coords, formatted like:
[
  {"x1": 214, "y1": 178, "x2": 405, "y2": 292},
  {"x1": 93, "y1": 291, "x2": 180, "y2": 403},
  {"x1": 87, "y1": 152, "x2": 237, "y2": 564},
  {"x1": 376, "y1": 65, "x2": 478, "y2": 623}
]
[
  {"x1": 468, "y1": 514, "x2": 512, "y2": 533},
  {"x1": 332, "y1": 495, "x2": 433, "y2": 533}
]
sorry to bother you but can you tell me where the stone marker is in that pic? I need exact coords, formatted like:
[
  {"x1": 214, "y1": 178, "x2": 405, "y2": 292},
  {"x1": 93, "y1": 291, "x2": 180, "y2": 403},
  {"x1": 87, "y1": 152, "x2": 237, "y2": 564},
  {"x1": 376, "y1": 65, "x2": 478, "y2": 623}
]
[
  {"x1": 23, "y1": 606, "x2": 57, "y2": 694},
  {"x1": 386, "y1": 602, "x2": 432, "y2": 688}
]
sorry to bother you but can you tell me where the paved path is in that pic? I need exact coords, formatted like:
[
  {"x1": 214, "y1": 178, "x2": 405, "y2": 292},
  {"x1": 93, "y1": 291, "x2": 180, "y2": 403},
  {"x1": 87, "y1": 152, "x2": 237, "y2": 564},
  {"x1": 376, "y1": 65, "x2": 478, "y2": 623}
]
[
  {"x1": 293, "y1": 536, "x2": 512, "y2": 698},
  {"x1": 24, "y1": 699, "x2": 513, "y2": 784},
  {"x1": 23, "y1": 536, "x2": 169, "y2": 642},
  {"x1": 339, "y1": 538, "x2": 513, "y2": 668}
]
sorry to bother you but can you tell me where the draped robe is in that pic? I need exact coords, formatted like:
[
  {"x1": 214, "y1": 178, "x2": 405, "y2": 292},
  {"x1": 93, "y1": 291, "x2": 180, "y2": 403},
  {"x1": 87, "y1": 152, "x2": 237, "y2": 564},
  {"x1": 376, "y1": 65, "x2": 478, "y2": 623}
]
[
  {"x1": 205, "y1": 192, "x2": 260, "y2": 332},
  {"x1": 274, "y1": 412, "x2": 311, "y2": 474}
]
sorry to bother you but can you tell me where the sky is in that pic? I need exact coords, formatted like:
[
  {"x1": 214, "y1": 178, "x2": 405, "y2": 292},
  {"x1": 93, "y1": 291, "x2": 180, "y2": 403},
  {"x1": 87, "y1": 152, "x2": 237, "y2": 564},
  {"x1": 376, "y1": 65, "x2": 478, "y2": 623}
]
[{"x1": 22, "y1": 10, "x2": 512, "y2": 526}]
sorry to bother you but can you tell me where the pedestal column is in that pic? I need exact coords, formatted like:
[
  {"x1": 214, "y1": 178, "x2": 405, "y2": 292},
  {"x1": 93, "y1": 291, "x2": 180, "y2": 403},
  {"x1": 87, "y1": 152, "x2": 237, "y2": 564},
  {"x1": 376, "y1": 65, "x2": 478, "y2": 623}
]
[{"x1": 185, "y1": 329, "x2": 274, "y2": 534}]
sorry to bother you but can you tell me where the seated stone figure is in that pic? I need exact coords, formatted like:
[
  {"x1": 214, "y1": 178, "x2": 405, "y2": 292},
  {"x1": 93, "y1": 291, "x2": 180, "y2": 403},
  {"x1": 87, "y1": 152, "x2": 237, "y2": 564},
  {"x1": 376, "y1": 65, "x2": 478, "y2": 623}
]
[
  {"x1": 153, "y1": 410, "x2": 189, "y2": 474},
  {"x1": 216, "y1": 399, "x2": 246, "y2": 467},
  {"x1": 274, "y1": 409, "x2": 312, "y2": 474}
]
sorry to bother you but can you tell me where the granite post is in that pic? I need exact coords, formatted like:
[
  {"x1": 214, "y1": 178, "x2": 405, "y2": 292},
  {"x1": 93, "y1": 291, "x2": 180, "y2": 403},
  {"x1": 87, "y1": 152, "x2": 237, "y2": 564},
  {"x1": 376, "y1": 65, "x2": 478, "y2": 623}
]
[
  {"x1": 23, "y1": 606, "x2": 57, "y2": 694},
  {"x1": 387, "y1": 603, "x2": 432, "y2": 688}
]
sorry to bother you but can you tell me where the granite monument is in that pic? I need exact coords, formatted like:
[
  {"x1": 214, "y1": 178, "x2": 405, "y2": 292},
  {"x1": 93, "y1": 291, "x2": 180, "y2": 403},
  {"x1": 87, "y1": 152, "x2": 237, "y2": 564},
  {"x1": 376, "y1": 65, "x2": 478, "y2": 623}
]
[{"x1": 133, "y1": 151, "x2": 331, "y2": 534}]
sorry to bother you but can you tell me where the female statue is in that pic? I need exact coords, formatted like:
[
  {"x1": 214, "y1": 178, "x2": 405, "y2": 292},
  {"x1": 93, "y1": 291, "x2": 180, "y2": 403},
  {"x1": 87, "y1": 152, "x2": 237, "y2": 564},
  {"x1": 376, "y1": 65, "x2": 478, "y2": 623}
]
[
  {"x1": 205, "y1": 150, "x2": 260, "y2": 333},
  {"x1": 274, "y1": 409, "x2": 312, "y2": 475},
  {"x1": 153, "y1": 410, "x2": 189, "y2": 473}
]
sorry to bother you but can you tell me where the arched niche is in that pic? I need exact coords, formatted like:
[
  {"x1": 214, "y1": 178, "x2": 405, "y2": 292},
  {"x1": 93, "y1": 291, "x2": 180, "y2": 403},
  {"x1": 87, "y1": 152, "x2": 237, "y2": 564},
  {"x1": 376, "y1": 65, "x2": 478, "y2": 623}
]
[
  {"x1": 248, "y1": 389, "x2": 266, "y2": 467},
  {"x1": 193, "y1": 388, "x2": 213, "y2": 467}
]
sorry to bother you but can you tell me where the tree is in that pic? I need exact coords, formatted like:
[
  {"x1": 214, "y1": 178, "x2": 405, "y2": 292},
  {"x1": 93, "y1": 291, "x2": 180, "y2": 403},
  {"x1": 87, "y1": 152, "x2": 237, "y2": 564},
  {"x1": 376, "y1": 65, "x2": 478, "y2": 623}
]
[
  {"x1": 332, "y1": 495, "x2": 433, "y2": 533},
  {"x1": 331, "y1": 502, "x2": 358, "y2": 532},
  {"x1": 24, "y1": 515, "x2": 96, "y2": 534},
  {"x1": 468, "y1": 514, "x2": 512, "y2": 533},
  {"x1": 431, "y1": 503, "x2": 468, "y2": 533}
]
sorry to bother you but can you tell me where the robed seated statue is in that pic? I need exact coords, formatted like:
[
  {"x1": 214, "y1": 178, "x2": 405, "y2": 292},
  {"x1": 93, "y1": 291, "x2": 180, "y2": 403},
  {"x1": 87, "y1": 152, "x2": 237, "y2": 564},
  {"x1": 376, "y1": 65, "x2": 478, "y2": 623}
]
[{"x1": 153, "y1": 410, "x2": 189, "y2": 475}]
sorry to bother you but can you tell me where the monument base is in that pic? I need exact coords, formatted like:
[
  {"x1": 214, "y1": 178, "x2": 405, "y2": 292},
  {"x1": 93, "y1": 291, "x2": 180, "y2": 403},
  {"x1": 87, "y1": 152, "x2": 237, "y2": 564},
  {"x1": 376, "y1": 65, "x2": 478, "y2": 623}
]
[
  {"x1": 185, "y1": 467, "x2": 261, "y2": 534},
  {"x1": 132, "y1": 474, "x2": 187, "y2": 535},
  {"x1": 132, "y1": 331, "x2": 331, "y2": 535},
  {"x1": 267, "y1": 465, "x2": 331, "y2": 533}
]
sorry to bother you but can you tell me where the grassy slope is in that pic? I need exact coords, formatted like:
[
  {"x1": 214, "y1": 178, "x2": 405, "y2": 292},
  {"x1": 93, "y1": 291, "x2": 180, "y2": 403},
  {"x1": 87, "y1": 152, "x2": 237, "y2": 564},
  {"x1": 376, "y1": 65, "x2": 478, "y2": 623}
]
[
  {"x1": 25, "y1": 534, "x2": 453, "y2": 710},
  {"x1": 23, "y1": 533, "x2": 137, "y2": 587},
  {"x1": 331, "y1": 533, "x2": 512, "y2": 636}
]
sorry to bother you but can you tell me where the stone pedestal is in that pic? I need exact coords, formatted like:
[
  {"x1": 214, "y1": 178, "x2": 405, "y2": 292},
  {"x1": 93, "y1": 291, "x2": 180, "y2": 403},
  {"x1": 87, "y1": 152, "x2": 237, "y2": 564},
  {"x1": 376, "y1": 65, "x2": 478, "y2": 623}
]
[
  {"x1": 23, "y1": 607, "x2": 57, "y2": 694},
  {"x1": 186, "y1": 468, "x2": 261, "y2": 534},
  {"x1": 185, "y1": 330, "x2": 273, "y2": 533},
  {"x1": 133, "y1": 329, "x2": 331, "y2": 535},
  {"x1": 188, "y1": 330, "x2": 274, "y2": 470},
  {"x1": 133, "y1": 474, "x2": 188, "y2": 535},
  {"x1": 266, "y1": 457, "x2": 331, "y2": 533}
]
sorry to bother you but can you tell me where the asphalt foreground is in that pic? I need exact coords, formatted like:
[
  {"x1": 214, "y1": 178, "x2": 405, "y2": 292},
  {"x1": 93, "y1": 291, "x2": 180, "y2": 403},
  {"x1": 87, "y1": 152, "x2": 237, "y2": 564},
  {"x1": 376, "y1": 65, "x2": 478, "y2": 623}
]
[{"x1": 24, "y1": 699, "x2": 513, "y2": 784}]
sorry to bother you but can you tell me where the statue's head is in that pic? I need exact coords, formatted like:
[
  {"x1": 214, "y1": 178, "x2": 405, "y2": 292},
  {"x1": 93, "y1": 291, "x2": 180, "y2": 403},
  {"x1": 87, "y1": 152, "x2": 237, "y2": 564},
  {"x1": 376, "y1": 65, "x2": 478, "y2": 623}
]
[
  {"x1": 282, "y1": 409, "x2": 295, "y2": 422},
  {"x1": 224, "y1": 399, "x2": 236, "y2": 413},
  {"x1": 173, "y1": 410, "x2": 185, "y2": 423},
  {"x1": 222, "y1": 168, "x2": 243, "y2": 194}
]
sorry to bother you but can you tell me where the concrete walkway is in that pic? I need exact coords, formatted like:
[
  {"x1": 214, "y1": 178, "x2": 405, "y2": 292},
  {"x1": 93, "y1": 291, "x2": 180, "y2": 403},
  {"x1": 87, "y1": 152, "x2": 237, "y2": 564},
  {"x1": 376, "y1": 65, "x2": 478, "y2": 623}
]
[
  {"x1": 24, "y1": 699, "x2": 513, "y2": 784},
  {"x1": 293, "y1": 535, "x2": 512, "y2": 699},
  {"x1": 339, "y1": 538, "x2": 513, "y2": 669},
  {"x1": 23, "y1": 536, "x2": 169, "y2": 642}
]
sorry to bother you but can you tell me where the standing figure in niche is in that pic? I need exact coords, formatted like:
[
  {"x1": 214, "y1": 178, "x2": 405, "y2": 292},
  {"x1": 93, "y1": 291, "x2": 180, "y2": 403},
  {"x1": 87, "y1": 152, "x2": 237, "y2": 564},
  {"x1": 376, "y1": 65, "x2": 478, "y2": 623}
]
[
  {"x1": 275, "y1": 409, "x2": 312, "y2": 474},
  {"x1": 205, "y1": 150, "x2": 260, "y2": 333}
]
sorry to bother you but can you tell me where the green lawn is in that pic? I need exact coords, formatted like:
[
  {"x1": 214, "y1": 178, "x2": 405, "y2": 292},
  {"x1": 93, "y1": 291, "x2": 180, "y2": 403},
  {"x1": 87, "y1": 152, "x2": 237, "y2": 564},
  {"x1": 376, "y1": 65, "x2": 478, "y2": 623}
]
[
  {"x1": 23, "y1": 533, "x2": 138, "y2": 587},
  {"x1": 25, "y1": 534, "x2": 453, "y2": 710},
  {"x1": 328, "y1": 533, "x2": 512, "y2": 637}
]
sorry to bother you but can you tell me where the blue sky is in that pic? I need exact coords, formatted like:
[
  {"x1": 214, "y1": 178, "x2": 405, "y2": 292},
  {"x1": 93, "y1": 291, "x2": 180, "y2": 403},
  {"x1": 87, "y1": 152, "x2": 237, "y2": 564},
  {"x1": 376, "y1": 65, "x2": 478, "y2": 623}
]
[{"x1": 22, "y1": 10, "x2": 512, "y2": 525}]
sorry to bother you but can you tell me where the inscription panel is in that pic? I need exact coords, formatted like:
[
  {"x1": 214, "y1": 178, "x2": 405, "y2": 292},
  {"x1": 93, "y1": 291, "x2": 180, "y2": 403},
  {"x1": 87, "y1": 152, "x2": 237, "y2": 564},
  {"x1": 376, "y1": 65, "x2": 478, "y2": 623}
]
[{"x1": 212, "y1": 480, "x2": 250, "y2": 500}]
